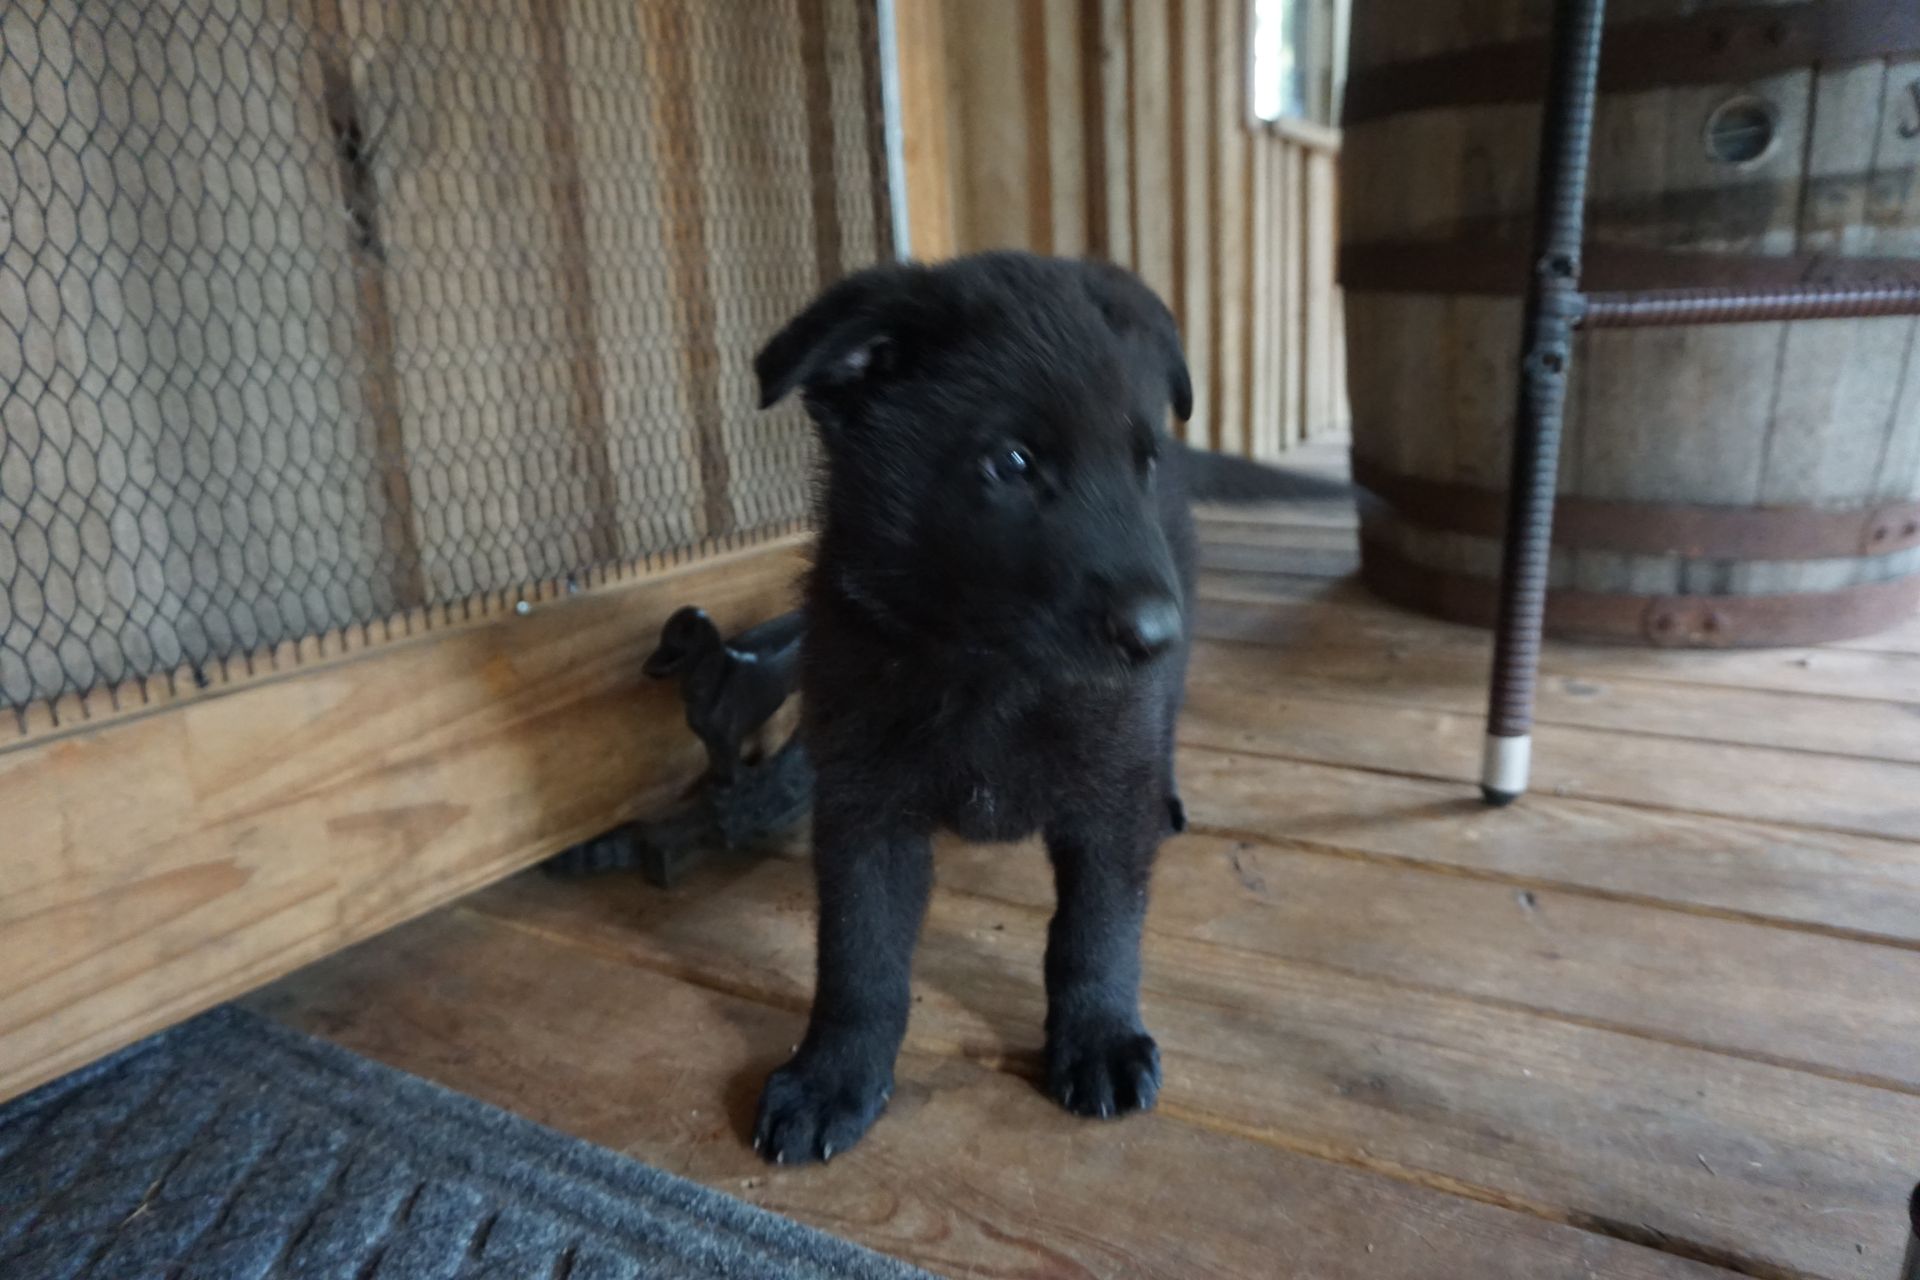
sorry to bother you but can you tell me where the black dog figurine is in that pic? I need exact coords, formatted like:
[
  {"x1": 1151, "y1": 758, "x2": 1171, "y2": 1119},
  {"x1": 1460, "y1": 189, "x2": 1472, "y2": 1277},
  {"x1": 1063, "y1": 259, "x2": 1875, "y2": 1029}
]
[
  {"x1": 748, "y1": 251, "x2": 1348, "y2": 1164},
  {"x1": 544, "y1": 606, "x2": 809, "y2": 887},
  {"x1": 644, "y1": 606, "x2": 805, "y2": 785}
]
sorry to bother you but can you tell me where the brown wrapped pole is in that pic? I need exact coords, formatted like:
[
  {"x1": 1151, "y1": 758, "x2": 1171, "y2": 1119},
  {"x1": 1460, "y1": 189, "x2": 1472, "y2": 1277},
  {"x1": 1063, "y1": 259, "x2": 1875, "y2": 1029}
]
[{"x1": 1481, "y1": 0, "x2": 1607, "y2": 805}]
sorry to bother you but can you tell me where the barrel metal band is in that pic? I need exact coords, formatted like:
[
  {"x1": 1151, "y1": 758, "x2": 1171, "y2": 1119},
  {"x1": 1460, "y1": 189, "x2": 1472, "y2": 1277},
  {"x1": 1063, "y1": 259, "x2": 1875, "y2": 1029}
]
[
  {"x1": 1359, "y1": 535, "x2": 1920, "y2": 647},
  {"x1": 1352, "y1": 455, "x2": 1920, "y2": 560},
  {"x1": 1344, "y1": 0, "x2": 1920, "y2": 125}
]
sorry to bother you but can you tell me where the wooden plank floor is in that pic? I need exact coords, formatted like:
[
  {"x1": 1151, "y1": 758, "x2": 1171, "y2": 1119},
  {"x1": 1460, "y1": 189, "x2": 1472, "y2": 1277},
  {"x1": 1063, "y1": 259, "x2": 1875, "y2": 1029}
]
[{"x1": 252, "y1": 464, "x2": 1920, "y2": 1280}]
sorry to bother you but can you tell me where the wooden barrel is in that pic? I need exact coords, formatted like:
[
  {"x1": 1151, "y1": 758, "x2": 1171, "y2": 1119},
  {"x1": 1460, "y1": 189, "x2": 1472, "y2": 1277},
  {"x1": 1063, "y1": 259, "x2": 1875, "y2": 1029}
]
[{"x1": 1338, "y1": 0, "x2": 1920, "y2": 647}]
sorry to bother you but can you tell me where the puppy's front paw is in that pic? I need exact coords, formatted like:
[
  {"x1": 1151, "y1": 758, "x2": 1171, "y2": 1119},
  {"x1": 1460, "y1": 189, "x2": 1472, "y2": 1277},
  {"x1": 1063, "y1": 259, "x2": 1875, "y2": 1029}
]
[
  {"x1": 1045, "y1": 1018, "x2": 1161, "y2": 1118},
  {"x1": 752, "y1": 1053, "x2": 892, "y2": 1165}
]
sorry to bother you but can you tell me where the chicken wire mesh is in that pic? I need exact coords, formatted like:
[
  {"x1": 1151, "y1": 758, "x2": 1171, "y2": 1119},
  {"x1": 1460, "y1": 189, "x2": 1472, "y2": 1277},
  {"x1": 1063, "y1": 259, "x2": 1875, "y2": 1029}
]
[{"x1": 0, "y1": 0, "x2": 890, "y2": 724}]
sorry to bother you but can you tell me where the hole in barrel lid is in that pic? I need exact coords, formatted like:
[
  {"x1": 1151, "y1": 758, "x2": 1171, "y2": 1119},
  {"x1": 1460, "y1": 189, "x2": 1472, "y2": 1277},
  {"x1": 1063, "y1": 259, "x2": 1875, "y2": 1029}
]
[{"x1": 1704, "y1": 96, "x2": 1778, "y2": 166}]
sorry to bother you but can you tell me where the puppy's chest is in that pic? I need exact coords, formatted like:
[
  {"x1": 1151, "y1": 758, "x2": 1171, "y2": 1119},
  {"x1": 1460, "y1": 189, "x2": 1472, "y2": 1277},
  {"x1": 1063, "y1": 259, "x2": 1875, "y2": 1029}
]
[
  {"x1": 818, "y1": 662, "x2": 1161, "y2": 838},
  {"x1": 921, "y1": 705, "x2": 1108, "y2": 841},
  {"x1": 938, "y1": 758, "x2": 1054, "y2": 843}
]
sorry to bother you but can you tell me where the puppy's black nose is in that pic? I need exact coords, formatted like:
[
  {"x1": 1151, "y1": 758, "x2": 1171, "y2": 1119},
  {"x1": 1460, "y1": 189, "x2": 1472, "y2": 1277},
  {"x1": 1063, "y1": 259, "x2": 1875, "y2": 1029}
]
[{"x1": 1107, "y1": 596, "x2": 1182, "y2": 662}]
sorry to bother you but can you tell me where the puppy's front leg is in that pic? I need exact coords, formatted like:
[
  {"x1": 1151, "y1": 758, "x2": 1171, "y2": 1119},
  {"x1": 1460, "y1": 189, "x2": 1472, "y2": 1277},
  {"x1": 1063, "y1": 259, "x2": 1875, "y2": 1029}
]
[
  {"x1": 1042, "y1": 808, "x2": 1162, "y2": 1118},
  {"x1": 753, "y1": 811, "x2": 931, "y2": 1164}
]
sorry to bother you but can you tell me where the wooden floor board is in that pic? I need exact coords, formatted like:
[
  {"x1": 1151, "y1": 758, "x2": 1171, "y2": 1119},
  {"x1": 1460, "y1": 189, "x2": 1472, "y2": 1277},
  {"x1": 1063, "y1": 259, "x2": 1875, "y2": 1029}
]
[
  {"x1": 1190, "y1": 610, "x2": 1920, "y2": 765},
  {"x1": 1179, "y1": 667, "x2": 1920, "y2": 843},
  {"x1": 1193, "y1": 508, "x2": 1360, "y2": 535},
  {"x1": 462, "y1": 842, "x2": 1920, "y2": 1096},
  {"x1": 252, "y1": 907, "x2": 1732, "y2": 1280},
  {"x1": 1197, "y1": 541, "x2": 1363, "y2": 578},
  {"x1": 1171, "y1": 745, "x2": 1920, "y2": 946},
  {"x1": 1192, "y1": 519, "x2": 1364, "y2": 549},
  {"x1": 448, "y1": 861, "x2": 1915, "y2": 1280},
  {"x1": 925, "y1": 832, "x2": 1920, "y2": 1093}
]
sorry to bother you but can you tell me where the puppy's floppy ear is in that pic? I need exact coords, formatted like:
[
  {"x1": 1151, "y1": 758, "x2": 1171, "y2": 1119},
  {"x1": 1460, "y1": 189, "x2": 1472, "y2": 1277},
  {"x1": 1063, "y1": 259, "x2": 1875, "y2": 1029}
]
[
  {"x1": 754, "y1": 263, "x2": 919, "y2": 410},
  {"x1": 1078, "y1": 259, "x2": 1193, "y2": 422}
]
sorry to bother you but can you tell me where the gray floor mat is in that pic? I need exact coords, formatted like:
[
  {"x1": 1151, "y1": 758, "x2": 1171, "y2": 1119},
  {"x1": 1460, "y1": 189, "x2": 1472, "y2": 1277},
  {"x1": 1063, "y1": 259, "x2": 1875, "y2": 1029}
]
[{"x1": 0, "y1": 1007, "x2": 931, "y2": 1279}]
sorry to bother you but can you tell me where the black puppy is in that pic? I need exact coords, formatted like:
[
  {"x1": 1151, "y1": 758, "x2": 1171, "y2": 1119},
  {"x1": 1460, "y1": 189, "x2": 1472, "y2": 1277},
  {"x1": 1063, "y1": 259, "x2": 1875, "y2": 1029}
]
[{"x1": 751, "y1": 251, "x2": 1343, "y2": 1164}]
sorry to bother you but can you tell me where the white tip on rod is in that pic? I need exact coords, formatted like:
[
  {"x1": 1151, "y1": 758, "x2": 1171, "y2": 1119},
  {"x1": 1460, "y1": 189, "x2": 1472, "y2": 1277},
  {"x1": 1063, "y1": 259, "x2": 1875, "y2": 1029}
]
[{"x1": 1480, "y1": 733, "x2": 1532, "y2": 807}]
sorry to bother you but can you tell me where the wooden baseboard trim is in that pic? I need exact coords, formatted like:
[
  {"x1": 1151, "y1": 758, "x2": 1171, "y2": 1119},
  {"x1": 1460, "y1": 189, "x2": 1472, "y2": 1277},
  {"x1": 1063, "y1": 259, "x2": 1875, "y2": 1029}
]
[{"x1": 0, "y1": 537, "x2": 810, "y2": 1101}]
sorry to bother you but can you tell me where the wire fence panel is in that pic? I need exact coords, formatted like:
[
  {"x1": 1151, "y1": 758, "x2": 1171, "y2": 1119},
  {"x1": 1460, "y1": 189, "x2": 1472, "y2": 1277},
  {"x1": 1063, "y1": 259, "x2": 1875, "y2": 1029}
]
[{"x1": 0, "y1": 0, "x2": 889, "y2": 724}]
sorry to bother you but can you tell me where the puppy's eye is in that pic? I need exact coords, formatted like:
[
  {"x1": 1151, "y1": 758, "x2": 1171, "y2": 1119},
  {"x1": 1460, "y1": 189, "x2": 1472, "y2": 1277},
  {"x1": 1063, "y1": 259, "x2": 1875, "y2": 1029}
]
[{"x1": 982, "y1": 445, "x2": 1034, "y2": 485}]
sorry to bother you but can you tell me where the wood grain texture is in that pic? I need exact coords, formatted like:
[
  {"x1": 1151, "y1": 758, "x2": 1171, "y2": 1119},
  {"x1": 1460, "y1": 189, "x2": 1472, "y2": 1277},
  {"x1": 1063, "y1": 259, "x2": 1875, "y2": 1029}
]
[
  {"x1": 919, "y1": 829, "x2": 1920, "y2": 1095},
  {"x1": 892, "y1": 0, "x2": 957, "y2": 259},
  {"x1": 1172, "y1": 740, "x2": 1920, "y2": 947},
  {"x1": 250, "y1": 507, "x2": 1920, "y2": 1280},
  {"x1": 1173, "y1": 0, "x2": 1213, "y2": 442},
  {"x1": 1302, "y1": 149, "x2": 1338, "y2": 441},
  {"x1": 1197, "y1": 540, "x2": 1360, "y2": 577},
  {"x1": 1249, "y1": 134, "x2": 1279, "y2": 459},
  {"x1": 254, "y1": 905, "x2": 1730, "y2": 1280},
  {"x1": 437, "y1": 856, "x2": 1918, "y2": 1280},
  {"x1": 1210, "y1": 0, "x2": 1250, "y2": 457},
  {"x1": 1280, "y1": 146, "x2": 1307, "y2": 449},
  {"x1": 1866, "y1": 59, "x2": 1920, "y2": 508},
  {"x1": 1128, "y1": 0, "x2": 1176, "y2": 303},
  {"x1": 1196, "y1": 522, "x2": 1364, "y2": 551},
  {"x1": 1192, "y1": 588, "x2": 1920, "y2": 764},
  {"x1": 1178, "y1": 657, "x2": 1920, "y2": 841},
  {"x1": 1019, "y1": 0, "x2": 1056, "y2": 253},
  {"x1": 1041, "y1": 0, "x2": 1089, "y2": 256},
  {"x1": 0, "y1": 540, "x2": 806, "y2": 1102},
  {"x1": 1087, "y1": 0, "x2": 1134, "y2": 267},
  {"x1": 945, "y1": 0, "x2": 1030, "y2": 252},
  {"x1": 903, "y1": 0, "x2": 1342, "y2": 460}
]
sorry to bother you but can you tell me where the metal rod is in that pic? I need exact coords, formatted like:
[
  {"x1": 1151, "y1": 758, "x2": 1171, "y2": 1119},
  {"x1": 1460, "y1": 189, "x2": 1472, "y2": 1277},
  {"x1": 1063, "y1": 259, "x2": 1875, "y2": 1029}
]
[
  {"x1": 1481, "y1": 0, "x2": 1607, "y2": 807},
  {"x1": 1583, "y1": 283, "x2": 1920, "y2": 328}
]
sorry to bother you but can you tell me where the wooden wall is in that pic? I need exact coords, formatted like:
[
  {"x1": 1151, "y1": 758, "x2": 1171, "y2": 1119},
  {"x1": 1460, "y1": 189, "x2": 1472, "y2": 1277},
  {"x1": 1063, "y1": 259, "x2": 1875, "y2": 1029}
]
[{"x1": 893, "y1": 0, "x2": 1349, "y2": 458}]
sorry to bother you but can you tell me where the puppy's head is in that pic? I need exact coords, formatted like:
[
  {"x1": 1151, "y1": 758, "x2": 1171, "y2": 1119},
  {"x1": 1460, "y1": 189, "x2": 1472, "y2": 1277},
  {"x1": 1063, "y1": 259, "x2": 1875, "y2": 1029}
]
[{"x1": 756, "y1": 253, "x2": 1190, "y2": 678}]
